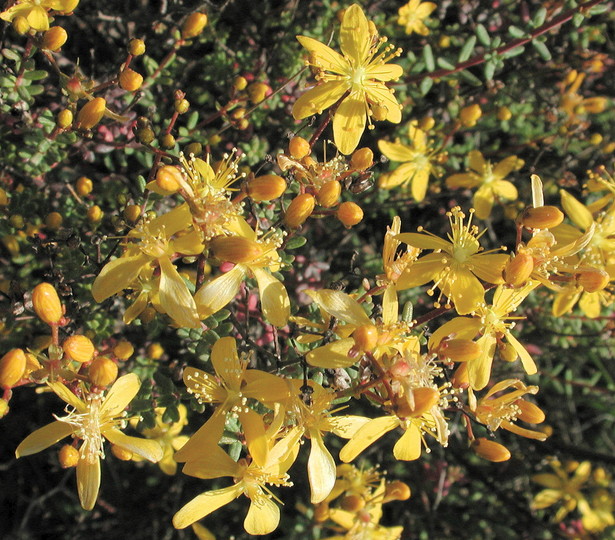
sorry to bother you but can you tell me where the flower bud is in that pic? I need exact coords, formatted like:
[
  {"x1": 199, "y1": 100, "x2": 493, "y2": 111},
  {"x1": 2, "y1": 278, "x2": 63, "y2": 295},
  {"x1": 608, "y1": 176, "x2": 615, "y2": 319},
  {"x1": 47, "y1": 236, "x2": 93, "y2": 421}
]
[
  {"x1": 128, "y1": 38, "x2": 145, "y2": 56},
  {"x1": 352, "y1": 324, "x2": 379, "y2": 352},
  {"x1": 419, "y1": 116, "x2": 435, "y2": 130},
  {"x1": 210, "y1": 235, "x2": 262, "y2": 264},
  {"x1": 472, "y1": 438, "x2": 511, "y2": 462},
  {"x1": 24, "y1": 353, "x2": 42, "y2": 377},
  {"x1": 160, "y1": 133, "x2": 176, "y2": 149},
  {"x1": 111, "y1": 444, "x2": 133, "y2": 461},
  {"x1": 62, "y1": 335, "x2": 95, "y2": 363},
  {"x1": 284, "y1": 193, "x2": 315, "y2": 228},
  {"x1": 498, "y1": 341, "x2": 518, "y2": 363},
  {"x1": 246, "y1": 175, "x2": 287, "y2": 201},
  {"x1": 41, "y1": 26, "x2": 67, "y2": 51},
  {"x1": 576, "y1": 267, "x2": 610, "y2": 293},
  {"x1": 583, "y1": 97, "x2": 607, "y2": 114},
  {"x1": 317, "y1": 180, "x2": 342, "y2": 208},
  {"x1": 87, "y1": 205, "x2": 103, "y2": 223},
  {"x1": 147, "y1": 343, "x2": 164, "y2": 360},
  {"x1": 497, "y1": 106, "x2": 512, "y2": 121},
  {"x1": 174, "y1": 98, "x2": 190, "y2": 114},
  {"x1": 337, "y1": 201, "x2": 364, "y2": 228},
  {"x1": 451, "y1": 362, "x2": 469, "y2": 389},
  {"x1": 350, "y1": 148, "x2": 373, "y2": 170},
  {"x1": 515, "y1": 400, "x2": 545, "y2": 424},
  {"x1": 2, "y1": 235, "x2": 20, "y2": 256},
  {"x1": 371, "y1": 104, "x2": 387, "y2": 121},
  {"x1": 57, "y1": 108, "x2": 73, "y2": 129},
  {"x1": 0, "y1": 188, "x2": 8, "y2": 206},
  {"x1": 32, "y1": 283, "x2": 63, "y2": 325},
  {"x1": 12, "y1": 16, "x2": 30, "y2": 35},
  {"x1": 119, "y1": 68, "x2": 143, "y2": 92},
  {"x1": 503, "y1": 252, "x2": 534, "y2": 287},
  {"x1": 313, "y1": 502, "x2": 330, "y2": 523},
  {"x1": 520, "y1": 206, "x2": 564, "y2": 229},
  {"x1": 246, "y1": 82, "x2": 269, "y2": 104},
  {"x1": 122, "y1": 204, "x2": 141, "y2": 223},
  {"x1": 182, "y1": 12, "x2": 208, "y2": 39},
  {"x1": 438, "y1": 339, "x2": 481, "y2": 362},
  {"x1": 89, "y1": 357, "x2": 118, "y2": 387},
  {"x1": 0, "y1": 399, "x2": 9, "y2": 418},
  {"x1": 184, "y1": 142, "x2": 202, "y2": 156},
  {"x1": 384, "y1": 480, "x2": 411, "y2": 501},
  {"x1": 0, "y1": 349, "x2": 27, "y2": 389},
  {"x1": 136, "y1": 126, "x2": 155, "y2": 144},
  {"x1": 58, "y1": 444, "x2": 80, "y2": 468},
  {"x1": 460, "y1": 104, "x2": 482, "y2": 127},
  {"x1": 113, "y1": 340, "x2": 134, "y2": 360},
  {"x1": 395, "y1": 387, "x2": 439, "y2": 418},
  {"x1": 76, "y1": 176, "x2": 93, "y2": 196},
  {"x1": 233, "y1": 75, "x2": 248, "y2": 91},
  {"x1": 156, "y1": 165, "x2": 183, "y2": 193},
  {"x1": 340, "y1": 494, "x2": 365, "y2": 512},
  {"x1": 45, "y1": 212, "x2": 63, "y2": 230},
  {"x1": 77, "y1": 97, "x2": 106, "y2": 130},
  {"x1": 288, "y1": 136, "x2": 310, "y2": 159}
]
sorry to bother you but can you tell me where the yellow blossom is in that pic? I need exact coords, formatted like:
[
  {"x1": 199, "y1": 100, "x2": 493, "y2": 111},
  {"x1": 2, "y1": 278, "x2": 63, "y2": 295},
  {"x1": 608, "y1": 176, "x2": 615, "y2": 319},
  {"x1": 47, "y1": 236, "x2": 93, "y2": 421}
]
[
  {"x1": 15, "y1": 374, "x2": 163, "y2": 510},
  {"x1": 292, "y1": 4, "x2": 403, "y2": 155},
  {"x1": 397, "y1": 0, "x2": 437, "y2": 36},
  {"x1": 0, "y1": 0, "x2": 78, "y2": 32}
]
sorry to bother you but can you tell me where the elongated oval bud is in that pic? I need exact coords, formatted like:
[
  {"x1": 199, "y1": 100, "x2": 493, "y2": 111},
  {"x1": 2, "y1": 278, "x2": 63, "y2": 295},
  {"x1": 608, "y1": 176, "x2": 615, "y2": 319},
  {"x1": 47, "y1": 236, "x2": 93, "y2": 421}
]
[
  {"x1": 155, "y1": 165, "x2": 183, "y2": 193},
  {"x1": 182, "y1": 12, "x2": 208, "y2": 38},
  {"x1": 113, "y1": 340, "x2": 134, "y2": 360},
  {"x1": 210, "y1": 235, "x2": 262, "y2": 264},
  {"x1": 89, "y1": 357, "x2": 118, "y2": 387},
  {"x1": 520, "y1": 205, "x2": 564, "y2": 229},
  {"x1": 576, "y1": 267, "x2": 609, "y2": 293},
  {"x1": 384, "y1": 480, "x2": 411, "y2": 501},
  {"x1": 395, "y1": 387, "x2": 439, "y2": 418},
  {"x1": 438, "y1": 339, "x2": 481, "y2": 362},
  {"x1": 352, "y1": 324, "x2": 378, "y2": 352},
  {"x1": 317, "y1": 180, "x2": 342, "y2": 208},
  {"x1": 119, "y1": 68, "x2": 143, "y2": 92},
  {"x1": 41, "y1": 26, "x2": 68, "y2": 51},
  {"x1": 77, "y1": 97, "x2": 106, "y2": 130},
  {"x1": 460, "y1": 104, "x2": 482, "y2": 127},
  {"x1": 350, "y1": 147, "x2": 373, "y2": 170},
  {"x1": 288, "y1": 136, "x2": 310, "y2": 159},
  {"x1": 32, "y1": 283, "x2": 63, "y2": 324},
  {"x1": 284, "y1": 193, "x2": 315, "y2": 228},
  {"x1": 503, "y1": 252, "x2": 534, "y2": 287},
  {"x1": 472, "y1": 438, "x2": 511, "y2": 462},
  {"x1": 337, "y1": 201, "x2": 364, "y2": 227},
  {"x1": 515, "y1": 399, "x2": 545, "y2": 424},
  {"x1": 62, "y1": 335, "x2": 95, "y2": 363},
  {"x1": 0, "y1": 349, "x2": 27, "y2": 389},
  {"x1": 246, "y1": 174, "x2": 287, "y2": 201}
]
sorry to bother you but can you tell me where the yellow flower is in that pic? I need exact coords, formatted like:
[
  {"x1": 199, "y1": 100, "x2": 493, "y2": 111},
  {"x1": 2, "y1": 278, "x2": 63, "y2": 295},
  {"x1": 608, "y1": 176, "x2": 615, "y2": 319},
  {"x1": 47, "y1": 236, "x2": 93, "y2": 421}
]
[
  {"x1": 194, "y1": 220, "x2": 290, "y2": 327},
  {"x1": 559, "y1": 70, "x2": 607, "y2": 125},
  {"x1": 398, "y1": 0, "x2": 437, "y2": 36},
  {"x1": 173, "y1": 337, "x2": 291, "y2": 462},
  {"x1": 292, "y1": 4, "x2": 403, "y2": 155},
  {"x1": 173, "y1": 410, "x2": 297, "y2": 535},
  {"x1": 15, "y1": 374, "x2": 163, "y2": 510},
  {"x1": 395, "y1": 206, "x2": 509, "y2": 314},
  {"x1": 92, "y1": 204, "x2": 204, "y2": 328},
  {"x1": 446, "y1": 150, "x2": 523, "y2": 219},
  {"x1": 581, "y1": 489, "x2": 615, "y2": 533},
  {"x1": 0, "y1": 0, "x2": 78, "y2": 32},
  {"x1": 378, "y1": 121, "x2": 442, "y2": 201}
]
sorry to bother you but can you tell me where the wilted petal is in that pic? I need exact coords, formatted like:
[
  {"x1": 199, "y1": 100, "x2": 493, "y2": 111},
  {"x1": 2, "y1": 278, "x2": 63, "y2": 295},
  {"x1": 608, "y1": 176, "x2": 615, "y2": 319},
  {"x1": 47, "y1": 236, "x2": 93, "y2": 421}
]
[
  {"x1": 173, "y1": 484, "x2": 243, "y2": 529},
  {"x1": 253, "y1": 267, "x2": 290, "y2": 327},
  {"x1": 76, "y1": 457, "x2": 101, "y2": 511}
]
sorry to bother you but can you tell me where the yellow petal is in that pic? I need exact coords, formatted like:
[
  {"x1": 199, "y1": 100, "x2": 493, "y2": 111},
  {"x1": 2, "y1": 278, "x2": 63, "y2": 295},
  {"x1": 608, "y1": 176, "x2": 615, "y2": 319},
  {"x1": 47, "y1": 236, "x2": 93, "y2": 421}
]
[
  {"x1": 27, "y1": 6, "x2": 51, "y2": 31},
  {"x1": 378, "y1": 140, "x2": 415, "y2": 162},
  {"x1": 172, "y1": 229, "x2": 205, "y2": 256},
  {"x1": 240, "y1": 409, "x2": 268, "y2": 468},
  {"x1": 505, "y1": 331, "x2": 537, "y2": 375},
  {"x1": 329, "y1": 415, "x2": 371, "y2": 438},
  {"x1": 145, "y1": 203, "x2": 193, "y2": 238},
  {"x1": 91, "y1": 253, "x2": 150, "y2": 302},
  {"x1": 101, "y1": 373, "x2": 141, "y2": 417},
  {"x1": 532, "y1": 473, "x2": 563, "y2": 489},
  {"x1": 396, "y1": 232, "x2": 450, "y2": 252},
  {"x1": 467, "y1": 334, "x2": 497, "y2": 390},
  {"x1": 158, "y1": 256, "x2": 200, "y2": 328},
  {"x1": 393, "y1": 421, "x2": 422, "y2": 460},
  {"x1": 492, "y1": 179, "x2": 518, "y2": 200},
  {"x1": 443, "y1": 267, "x2": 484, "y2": 315},
  {"x1": 243, "y1": 370, "x2": 292, "y2": 405},
  {"x1": 210, "y1": 336, "x2": 242, "y2": 388},
  {"x1": 381, "y1": 162, "x2": 418, "y2": 190},
  {"x1": 104, "y1": 428, "x2": 163, "y2": 462},
  {"x1": 396, "y1": 253, "x2": 444, "y2": 290},
  {"x1": 333, "y1": 94, "x2": 368, "y2": 155},
  {"x1": 182, "y1": 445, "x2": 241, "y2": 479},
  {"x1": 47, "y1": 380, "x2": 86, "y2": 410},
  {"x1": 339, "y1": 416, "x2": 399, "y2": 462},
  {"x1": 411, "y1": 167, "x2": 430, "y2": 202},
  {"x1": 470, "y1": 253, "x2": 509, "y2": 284},
  {"x1": 493, "y1": 155, "x2": 522, "y2": 178},
  {"x1": 76, "y1": 456, "x2": 101, "y2": 511},
  {"x1": 292, "y1": 81, "x2": 348, "y2": 120},
  {"x1": 382, "y1": 284, "x2": 398, "y2": 326},
  {"x1": 428, "y1": 316, "x2": 481, "y2": 349},
  {"x1": 339, "y1": 4, "x2": 369, "y2": 65},
  {"x1": 306, "y1": 338, "x2": 356, "y2": 368},
  {"x1": 473, "y1": 185, "x2": 495, "y2": 220},
  {"x1": 194, "y1": 265, "x2": 245, "y2": 319},
  {"x1": 123, "y1": 290, "x2": 149, "y2": 324},
  {"x1": 296, "y1": 35, "x2": 348, "y2": 74},
  {"x1": 446, "y1": 173, "x2": 481, "y2": 189},
  {"x1": 468, "y1": 150, "x2": 486, "y2": 174},
  {"x1": 364, "y1": 81, "x2": 402, "y2": 122},
  {"x1": 366, "y1": 63, "x2": 403, "y2": 82},
  {"x1": 308, "y1": 432, "x2": 336, "y2": 503},
  {"x1": 552, "y1": 286, "x2": 581, "y2": 317},
  {"x1": 15, "y1": 421, "x2": 75, "y2": 458},
  {"x1": 579, "y1": 291, "x2": 601, "y2": 318},
  {"x1": 173, "y1": 484, "x2": 243, "y2": 529},
  {"x1": 560, "y1": 190, "x2": 594, "y2": 230},
  {"x1": 531, "y1": 488, "x2": 562, "y2": 510},
  {"x1": 174, "y1": 415, "x2": 227, "y2": 464},
  {"x1": 305, "y1": 289, "x2": 371, "y2": 326},
  {"x1": 252, "y1": 267, "x2": 290, "y2": 327},
  {"x1": 244, "y1": 490, "x2": 280, "y2": 535}
]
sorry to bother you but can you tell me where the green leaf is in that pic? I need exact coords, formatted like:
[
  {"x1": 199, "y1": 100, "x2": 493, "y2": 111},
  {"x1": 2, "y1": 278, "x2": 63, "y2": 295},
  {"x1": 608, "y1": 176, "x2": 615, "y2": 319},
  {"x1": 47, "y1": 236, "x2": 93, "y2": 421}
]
[
  {"x1": 532, "y1": 6, "x2": 547, "y2": 27},
  {"x1": 508, "y1": 25, "x2": 525, "y2": 39},
  {"x1": 458, "y1": 36, "x2": 476, "y2": 63},
  {"x1": 29, "y1": 84, "x2": 45, "y2": 96},
  {"x1": 186, "y1": 110, "x2": 199, "y2": 130},
  {"x1": 436, "y1": 57, "x2": 456, "y2": 70},
  {"x1": 420, "y1": 77, "x2": 433, "y2": 95},
  {"x1": 484, "y1": 61, "x2": 496, "y2": 81},
  {"x1": 423, "y1": 44, "x2": 435, "y2": 72},
  {"x1": 532, "y1": 40, "x2": 552, "y2": 61},
  {"x1": 476, "y1": 24, "x2": 491, "y2": 47},
  {"x1": 286, "y1": 235, "x2": 307, "y2": 249},
  {"x1": 23, "y1": 70, "x2": 48, "y2": 81},
  {"x1": 572, "y1": 13, "x2": 584, "y2": 27},
  {"x1": 2, "y1": 48, "x2": 22, "y2": 62},
  {"x1": 460, "y1": 70, "x2": 482, "y2": 87}
]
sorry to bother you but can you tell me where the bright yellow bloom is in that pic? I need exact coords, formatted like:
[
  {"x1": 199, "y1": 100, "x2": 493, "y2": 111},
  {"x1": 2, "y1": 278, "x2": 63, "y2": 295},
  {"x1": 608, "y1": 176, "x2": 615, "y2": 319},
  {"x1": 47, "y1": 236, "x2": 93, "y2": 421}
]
[
  {"x1": 92, "y1": 204, "x2": 204, "y2": 328},
  {"x1": 15, "y1": 374, "x2": 163, "y2": 510},
  {"x1": 378, "y1": 122, "x2": 442, "y2": 201},
  {"x1": 395, "y1": 207, "x2": 508, "y2": 315},
  {"x1": 559, "y1": 70, "x2": 607, "y2": 125},
  {"x1": 293, "y1": 4, "x2": 403, "y2": 155},
  {"x1": 194, "y1": 220, "x2": 290, "y2": 327},
  {"x1": 397, "y1": 0, "x2": 437, "y2": 36},
  {"x1": 0, "y1": 0, "x2": 78, "y2": 32},
  {"x1": 446, "y1": 150, "x2": 523, "y2": 219},
  {"x1": 581, "y1": 489, "x2": 615, "y2": 534},
  {"x1": 174, "y1": 337, "x2": 290, "y2": 462}
]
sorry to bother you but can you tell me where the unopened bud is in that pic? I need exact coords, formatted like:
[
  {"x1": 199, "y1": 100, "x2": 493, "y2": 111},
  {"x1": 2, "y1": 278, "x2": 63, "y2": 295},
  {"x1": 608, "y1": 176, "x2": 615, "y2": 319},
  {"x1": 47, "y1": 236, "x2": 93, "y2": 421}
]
[
  {"x1": 45, "y1": 212, "x2": 63, "y2": 230},
  {"x1": 0, "y1": 399, "x2": 9, "y2": 418},
  {"x1": 515, "y1": 400, "x2": 545, "y2": 424},
  {"x1": 583, "y1": 97, "x2": 607, "y2": 114},
  {"x1": 0, "y1": 349, "x2": 27, "y2": 389},
  {"x1": 111, "y1": 444, "x2": 133, "y2": 461},
  {"x1": 520, "y1": 206, "x2": 564, "y2": 229},
  {"x1": 41, "y1": 26, "x2": 67, "y2": 51},
  {"x1": 57, "y1": 109, "x2": 73, "y2": 129},
  {"x1": 576, "y1": 267, "x2": 610, "y2": 293},
  {"x1": 160, "y1": 133, "x2": 176, "y2": 149},
  {"x1": 87, "y1": 205, "x2": 103, "y2": 223},
  {"x1": 136, "y1": 126, "x2": 155, "y2": 145},
  {"x1": 62, "y1": 335, "x2": 95, "y2": 363},
  {"x1": 340, "y1": 494, "x2": 365, "y2": 512},
  {"x1": 352, "y1": 324, "x2": 379, "y2": 352},
  {"x1": 128, "y1": 38, "x2": 146, "y2": 56},
  {"x1": 503, "y1": 252, "x2": 534, "y2": 287},
  {"x1": 337, "y1": 201, "x2": 364, "y2": 228},
  {"x1": 317, "y1": 180, "x2": 342, "y2": 208},
  {"x1": 395, "y1": 387, "x2": 439, "y2": 418},
  {"x1": 497, "y1": 106, "x2": 512, "y2": 121},
  {"x1": 119, "y1": 68, "x2": 143, "y2": 92},
  {"x1": 472, "y1": 438, "x2": 511, "y2": 462},
  {"x1": 350, "y1": 148, "x2": 373, "y2": 170},
  {"x1": 451, "y1": 363, "x2": 469, "y2": 389},
  {"x1": 438, "y1": 339, "x2": 481, "y2": 362},
  {"x1": 58, "y1": 444, "x2": 80, "y2": 468},
  {"x1": 32, "y1": 283, "x2": 63, "y2": 325},
  {"x1": 174, "y1": 98, "x2": 190, "y2": 114},
  {"x1": 77, "y1": 97, "x2": 106, "y2": 130},
  {"x1": 371, "y1": 104, "x2": 387, "y2": 121},
  {"x1": 76, "y1": 176, "x2": 93, "y2": 196},
  {"x1": 184, "y1": 142, "x2": 202, "y2": 156},
  {"x1": 210, "y1": 236, "x2": 262, "y2": 264},
  {"x1": 123, "y1": 204, "x2": 141, "y2": 223},
  {"x1": 156, "y1": 165, "x2": 183, "y2": 193},
  {"x1": 288, "y1": 136, "x2": 310, "y2": 159},
  {"x1": 113, "y1": 340, "x2": 134, "y2": 360},
  {"x1": 419, "y1": 116, "x2": 435, "y2": 130},
  {"x1": 246, "y1": 82, "x2": 269, "y2": 104},
  {"x1": 460, "y1": 104, "x2": 482, "y2": 127},
  {"x1": 384, "y1": 480, "x2": 411, "y2": 501},
  {"x1": 246, "y1": 174, "x2": 287, "y2": 201},
  {"x1": 313, "y1": 502, "x2": 330, "y2": 523},
  {"x1": 182, "y1": 12, "x2": 208, "y2": 39},
  {"x1": 88, "y1": 357, "x2": 118, "y2": 387},
  {"x1": 499, "y1": 341, "x2": 518, "y2": 363},
  {"x1": 147, "y1": 343, "x2": 164, "y2": 359},
  {"x1": 284, "y1": 193, "x2": 315, "y2": 228},
  {"x1": 233, "y1": 76, "x2": 248, "y2": 91}
]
